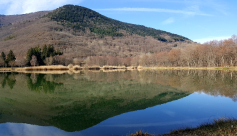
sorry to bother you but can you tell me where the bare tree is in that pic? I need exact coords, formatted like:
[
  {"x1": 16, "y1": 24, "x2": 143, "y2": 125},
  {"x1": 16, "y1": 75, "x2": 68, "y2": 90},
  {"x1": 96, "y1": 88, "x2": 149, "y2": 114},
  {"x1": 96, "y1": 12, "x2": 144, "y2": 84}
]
[
  {"x1": 123, "y1": 57, "x2": 132, "y2": 66},
  {"x1": 30, "y1": 55, "x2": 38, "y2": 66},
  {"x1": 44, "y1": 56, "x2": 53, "y2": 65},
  {"x1": 8, "y1": 60, "x2": 16, "y2": 68},
  {"x1": 0, "y1": 57, "x2": 5, "y2": 67},
  {"x1": 16, "y1": 58, "x2": 28, "y2": 67}
]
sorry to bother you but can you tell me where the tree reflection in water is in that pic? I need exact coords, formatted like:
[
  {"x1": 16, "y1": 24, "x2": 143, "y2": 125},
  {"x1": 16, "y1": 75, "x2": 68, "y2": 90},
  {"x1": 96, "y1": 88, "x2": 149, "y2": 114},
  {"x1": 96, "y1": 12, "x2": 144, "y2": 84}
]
[
  {"x1": 0, "y1": 70, "x2": 236, "y2": 133},
  {"x1": 26, "y1": 74, "x2": 63, "y2": 93},
  {"x1": 0, "y1": 73, "x2": 16, "y2": 89}
]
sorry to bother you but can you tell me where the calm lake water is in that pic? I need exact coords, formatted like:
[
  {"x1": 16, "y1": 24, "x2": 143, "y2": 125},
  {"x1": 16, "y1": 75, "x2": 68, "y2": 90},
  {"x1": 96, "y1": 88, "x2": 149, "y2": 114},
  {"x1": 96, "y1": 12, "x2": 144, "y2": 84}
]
[{"x1": 0, "y1": 70, "x2": 236, "y2": 136}]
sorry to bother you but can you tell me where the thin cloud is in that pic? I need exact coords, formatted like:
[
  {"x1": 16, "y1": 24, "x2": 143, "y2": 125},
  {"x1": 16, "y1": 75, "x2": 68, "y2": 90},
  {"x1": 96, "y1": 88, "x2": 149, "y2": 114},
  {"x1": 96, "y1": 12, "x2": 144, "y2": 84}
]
[
  {"x1": 6, "y1": 123, "x2": 68, "y2": 136},
  {"x1": 162, "y1": 17, "x2": 174, "y2": 25},
  {"x1": 100, "y1": 119, "x2": 203, "y2": 127},
  {"x1": 194, "y1": 36, "x2": 231, "y2": 44},
  {"x1": 3, "y1": 0, "x2": 83, "y2": 15},
  {"x1": 131, "y1": 0, "x2": 228, "y2": 16},
  {"x1": 132, "y1": 0, "x2": 196, "y2": 3},
  {"x1": 98, "y1": 7, "x2": 212, "y2": 16}
]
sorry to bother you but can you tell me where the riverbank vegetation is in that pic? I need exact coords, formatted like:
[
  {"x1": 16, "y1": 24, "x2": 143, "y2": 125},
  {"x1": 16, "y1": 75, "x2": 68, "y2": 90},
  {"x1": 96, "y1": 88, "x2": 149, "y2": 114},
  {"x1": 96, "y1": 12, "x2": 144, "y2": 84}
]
[{"x1": 128, "y1": 118, "x2": 237, "y2": 136}]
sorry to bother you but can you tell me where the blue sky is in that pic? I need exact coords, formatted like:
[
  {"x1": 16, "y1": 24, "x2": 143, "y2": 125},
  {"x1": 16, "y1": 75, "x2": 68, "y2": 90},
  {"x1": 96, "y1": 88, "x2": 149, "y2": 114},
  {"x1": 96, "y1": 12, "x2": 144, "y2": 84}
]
[{"x1": 0, "y1": 0, "x2": 236, "y2": 43}]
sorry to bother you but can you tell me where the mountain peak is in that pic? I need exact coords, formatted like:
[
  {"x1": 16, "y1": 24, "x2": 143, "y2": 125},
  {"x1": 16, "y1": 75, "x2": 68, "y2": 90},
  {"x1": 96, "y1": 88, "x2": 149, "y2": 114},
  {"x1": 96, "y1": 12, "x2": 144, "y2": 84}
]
[
  {"x1": 0, "y1": 5, "x2": 194, "y2": 60},
  {"x1": 46, "y1": 5, "x2": 190, "y2": 42}
]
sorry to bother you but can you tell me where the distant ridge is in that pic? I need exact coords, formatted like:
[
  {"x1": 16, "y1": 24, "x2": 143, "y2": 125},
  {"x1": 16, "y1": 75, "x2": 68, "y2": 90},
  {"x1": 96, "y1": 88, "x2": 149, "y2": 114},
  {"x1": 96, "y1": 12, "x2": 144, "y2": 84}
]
[{"x1": 0, "y1": 11, "x2": 50, "y2": 26}]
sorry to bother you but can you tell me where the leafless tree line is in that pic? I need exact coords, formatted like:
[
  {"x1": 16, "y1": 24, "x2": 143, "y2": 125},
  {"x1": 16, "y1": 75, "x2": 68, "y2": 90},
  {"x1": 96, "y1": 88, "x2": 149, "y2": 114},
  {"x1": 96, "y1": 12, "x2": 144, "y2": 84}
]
[
  {"x1": 139, "y1": 35, "x2": 237, "y2": 67},
  {"x1": 85, "y1": 35, "x2": 237, "y2": 67}
]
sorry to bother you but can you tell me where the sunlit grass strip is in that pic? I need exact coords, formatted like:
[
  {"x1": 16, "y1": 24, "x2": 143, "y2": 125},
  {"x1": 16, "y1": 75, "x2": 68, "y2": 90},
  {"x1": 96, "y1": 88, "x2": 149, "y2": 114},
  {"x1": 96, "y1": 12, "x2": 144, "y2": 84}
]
[
  {"x1": 1, "y1": 66, "x2": 237, "y2": 73},
  {"x1": 128, "y1": 118, "x2": 237, "y2": 136},
  {"x1": 23, "y1": 65, "x2": 68, "y2": 71}
]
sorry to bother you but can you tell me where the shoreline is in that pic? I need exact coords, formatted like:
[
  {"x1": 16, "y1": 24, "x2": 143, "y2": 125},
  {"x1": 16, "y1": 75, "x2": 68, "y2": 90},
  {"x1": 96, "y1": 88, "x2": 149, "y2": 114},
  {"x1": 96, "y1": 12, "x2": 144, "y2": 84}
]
[
  {"x1": 1, "y1": 65, "x2": 237, "y2": 74},
  {"x1": 128, "y1": 118, "x2": 237, "y2": 136},
  {"x1": 0, "y1": 65, "x2": 138, "y2": 72}
]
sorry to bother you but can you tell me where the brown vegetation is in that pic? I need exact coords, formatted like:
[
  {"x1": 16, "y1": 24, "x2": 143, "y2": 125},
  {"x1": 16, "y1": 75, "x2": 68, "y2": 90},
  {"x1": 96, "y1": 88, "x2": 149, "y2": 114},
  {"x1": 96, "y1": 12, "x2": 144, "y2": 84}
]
[
  {"x1": 0, "y1": 10, "x2": 194, "y2": 64},
  {"x1": 84, "y1": 35, "x2": 237, "y2": 67},
  {"x1": 128, "y1": 118, "x2": 237, "y2": 136}
]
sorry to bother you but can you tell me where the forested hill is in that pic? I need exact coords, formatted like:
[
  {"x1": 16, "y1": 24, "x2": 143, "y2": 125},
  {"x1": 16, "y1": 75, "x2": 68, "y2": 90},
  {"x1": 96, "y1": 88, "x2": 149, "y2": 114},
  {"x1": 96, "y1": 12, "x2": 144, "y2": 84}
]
[
  {"x1": 0, "y1": 4, "x2": 196, "y2": 62},
  {"x1": 45, "y1": 5, "x2": 190, "y2": 42}
]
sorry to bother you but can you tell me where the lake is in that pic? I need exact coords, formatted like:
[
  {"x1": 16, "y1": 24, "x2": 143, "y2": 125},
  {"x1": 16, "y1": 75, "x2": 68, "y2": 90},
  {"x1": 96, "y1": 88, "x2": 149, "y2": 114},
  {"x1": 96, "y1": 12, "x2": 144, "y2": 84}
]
[{"x1": 0, "y1": 70, "x2": 236, "y2": 136}]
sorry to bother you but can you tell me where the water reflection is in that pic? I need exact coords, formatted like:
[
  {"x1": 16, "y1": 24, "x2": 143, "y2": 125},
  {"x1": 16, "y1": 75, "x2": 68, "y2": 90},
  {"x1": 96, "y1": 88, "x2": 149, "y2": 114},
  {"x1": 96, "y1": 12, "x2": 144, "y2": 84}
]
[
  {"x1": 0, "y1": 70, "x2": 236, "y2": 135},
  {"x1": 0, "y1": 73, "x2": 17, "y2": 89},
  {"x1": 76, "y1": 70, "x2": 237, "y2": 101},
  {"x1": 27, "y1": 74, "x2": 63, "y2": 93}
]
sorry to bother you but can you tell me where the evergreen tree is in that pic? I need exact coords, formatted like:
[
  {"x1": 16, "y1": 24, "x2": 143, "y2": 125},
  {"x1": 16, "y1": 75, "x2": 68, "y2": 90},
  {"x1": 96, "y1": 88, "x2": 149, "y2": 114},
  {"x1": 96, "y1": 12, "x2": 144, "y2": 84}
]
[
  {"x1": 47, "y1": 45, "x2": 55, "y2": 56},
  {"x1": 6, "y1": 50, "x2": 16, "y2": 63},
  {"x1": 1, "y1": 52, "x2": 6, "y2": 62},
  {"x1": 41, "y1": 44, "x2": 48, "y2": 60},
  {"x1": 26, "y1": 46, "x2": 43, "y2": 65},
  {"x1": 27, "y1": 45, "x2": 63, "y2": 66}
]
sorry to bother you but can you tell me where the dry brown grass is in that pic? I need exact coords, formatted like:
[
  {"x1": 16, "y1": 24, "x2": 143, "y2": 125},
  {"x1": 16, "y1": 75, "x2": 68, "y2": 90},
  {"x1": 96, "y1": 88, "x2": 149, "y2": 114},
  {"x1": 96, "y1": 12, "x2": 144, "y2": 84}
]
[
  {"x1": 0, "y1": 67, "x2": 14, "y2": 72},
  {"x1": 129, "y1": 131, "x2": 155, "y2": 136},
  {"x1": 102, "y1": 65, "x2": 126, "y2": 70},
  {"x1": 127, "y1": 66, "x2": 137, "y2": 70},
  {"x1": 102, "y1": 69, "x2": 126, "y2": 72},
  {"x1": 128, "y1": 118, "x2": 237, "y2": 136},
  {"x1": 73, "y1": 65, "x2": 82, "y2": 70},
  {"x1": 23, "y1": 65, "x2": 68, "y2": 71},
  {"x1": 20, "y1": 70, "x2": 68, "y2": 74}
]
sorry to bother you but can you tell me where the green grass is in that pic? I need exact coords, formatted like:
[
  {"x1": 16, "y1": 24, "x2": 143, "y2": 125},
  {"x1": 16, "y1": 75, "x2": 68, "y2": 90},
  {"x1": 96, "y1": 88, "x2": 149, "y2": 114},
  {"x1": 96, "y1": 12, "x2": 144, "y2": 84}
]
[
  {"x1": 215, "y1": 67, "x2": 234, "y2": 70},
  {"x1": 2, "y1": 35, "x2": 15, "y2": 41}
]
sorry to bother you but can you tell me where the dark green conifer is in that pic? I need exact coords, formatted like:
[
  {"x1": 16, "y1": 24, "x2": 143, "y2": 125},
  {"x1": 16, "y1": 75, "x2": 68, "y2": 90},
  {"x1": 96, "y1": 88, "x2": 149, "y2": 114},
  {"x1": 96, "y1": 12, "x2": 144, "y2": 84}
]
[
  {"x1": 6, "y1": 50, "x2": 16, "y2": 63},
  {"x1": 1, "y1": 52, "x2": 6, "y2": 62}
]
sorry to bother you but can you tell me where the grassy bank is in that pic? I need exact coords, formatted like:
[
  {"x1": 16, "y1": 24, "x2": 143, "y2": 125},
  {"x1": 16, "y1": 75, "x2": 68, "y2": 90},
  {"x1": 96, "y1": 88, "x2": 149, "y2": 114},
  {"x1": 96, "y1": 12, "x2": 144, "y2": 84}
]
[
  {"x1": 128, "y1": 118, "x2": 237, "y2": 136},
  {"x1": 0, "y1": 65, "x2": 135, "y2": 73},
  {"x1": 1, "y1": 66, "x2": 237, "y2": 74}
]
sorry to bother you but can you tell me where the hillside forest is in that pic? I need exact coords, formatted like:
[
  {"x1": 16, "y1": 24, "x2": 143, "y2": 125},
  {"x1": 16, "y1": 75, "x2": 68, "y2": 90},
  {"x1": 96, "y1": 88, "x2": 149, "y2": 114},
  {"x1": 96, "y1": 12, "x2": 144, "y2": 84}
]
[{"x1": 0, "y1": 35, "x2": 237, "y2": 67}]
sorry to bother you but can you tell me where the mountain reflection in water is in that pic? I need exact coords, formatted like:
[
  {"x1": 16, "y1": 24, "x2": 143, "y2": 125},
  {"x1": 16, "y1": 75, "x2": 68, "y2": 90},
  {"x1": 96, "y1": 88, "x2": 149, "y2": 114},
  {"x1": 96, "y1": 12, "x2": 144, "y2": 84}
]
[{"x1": 0, "y1": 70, "x2": 236, "y2": 135}]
